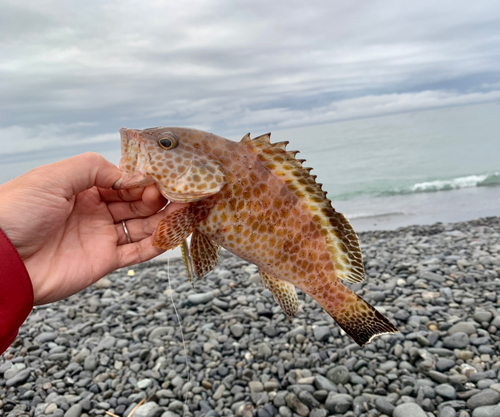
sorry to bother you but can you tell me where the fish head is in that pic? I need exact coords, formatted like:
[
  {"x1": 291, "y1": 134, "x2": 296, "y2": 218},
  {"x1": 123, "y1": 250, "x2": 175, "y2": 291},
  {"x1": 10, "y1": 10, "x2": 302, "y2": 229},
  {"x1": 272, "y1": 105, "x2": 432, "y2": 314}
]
[{"x1": 113, "y1": 127, "x2": 226, "y2": 203}]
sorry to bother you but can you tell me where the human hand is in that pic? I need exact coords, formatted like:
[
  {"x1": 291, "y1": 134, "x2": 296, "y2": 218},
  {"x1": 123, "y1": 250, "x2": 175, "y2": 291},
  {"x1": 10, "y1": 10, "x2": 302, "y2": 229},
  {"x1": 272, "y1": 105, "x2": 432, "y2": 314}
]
[{"x1": 0, "y1": 152, "x2": 180, "y2": 305}]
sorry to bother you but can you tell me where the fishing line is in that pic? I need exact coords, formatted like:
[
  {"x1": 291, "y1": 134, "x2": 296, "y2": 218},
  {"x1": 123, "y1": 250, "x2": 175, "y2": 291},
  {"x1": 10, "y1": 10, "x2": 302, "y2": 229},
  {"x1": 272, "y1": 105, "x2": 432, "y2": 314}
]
[{"x1": 167, "y1": 255, "x2": 191, "y2": 417}]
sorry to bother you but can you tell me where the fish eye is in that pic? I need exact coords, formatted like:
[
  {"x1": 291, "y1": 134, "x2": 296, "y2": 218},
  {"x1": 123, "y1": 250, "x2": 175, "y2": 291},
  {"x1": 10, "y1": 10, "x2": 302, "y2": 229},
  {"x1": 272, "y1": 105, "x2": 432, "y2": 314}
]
[{"x1": 158, "y1": 133, "x2": 179, "y2": 150}]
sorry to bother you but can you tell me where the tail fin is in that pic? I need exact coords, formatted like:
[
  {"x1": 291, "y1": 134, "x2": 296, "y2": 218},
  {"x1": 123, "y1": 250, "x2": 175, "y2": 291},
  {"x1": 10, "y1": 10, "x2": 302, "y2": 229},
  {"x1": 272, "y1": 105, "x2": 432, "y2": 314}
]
[{"x1": 320, "y1": 288, "x2": 398, "y2": 347}]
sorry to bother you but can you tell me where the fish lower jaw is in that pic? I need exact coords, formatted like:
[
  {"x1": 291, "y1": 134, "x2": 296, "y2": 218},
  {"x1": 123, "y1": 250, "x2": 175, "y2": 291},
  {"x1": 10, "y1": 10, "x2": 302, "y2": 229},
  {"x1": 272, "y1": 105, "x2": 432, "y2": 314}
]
[{"x1": 162, "y1": 190, "x2": 216, "y2": 203}]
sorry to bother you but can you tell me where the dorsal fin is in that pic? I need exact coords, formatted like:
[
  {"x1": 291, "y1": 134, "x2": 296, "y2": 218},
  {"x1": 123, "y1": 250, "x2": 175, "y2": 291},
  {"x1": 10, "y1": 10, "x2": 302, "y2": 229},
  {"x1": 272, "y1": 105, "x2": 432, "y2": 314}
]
[
  {"x1": 244, "y1": 133, "x2": 365, "y2": 284},
  {"x1": 240, "y1": 133, "x2": 251, "y2": 143}
]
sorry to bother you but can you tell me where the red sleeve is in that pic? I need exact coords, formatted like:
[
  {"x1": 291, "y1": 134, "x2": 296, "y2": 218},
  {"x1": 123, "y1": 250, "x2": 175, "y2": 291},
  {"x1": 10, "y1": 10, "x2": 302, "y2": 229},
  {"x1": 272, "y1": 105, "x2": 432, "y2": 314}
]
[{"x1": 0, "y1": 228, "x2": 33, "y2": 355}]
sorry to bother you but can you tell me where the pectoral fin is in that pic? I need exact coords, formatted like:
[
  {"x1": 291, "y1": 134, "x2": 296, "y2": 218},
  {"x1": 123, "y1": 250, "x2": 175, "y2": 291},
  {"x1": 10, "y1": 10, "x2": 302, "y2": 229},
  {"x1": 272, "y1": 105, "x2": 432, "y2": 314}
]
[
  {"x1": 153, "y1": 206, "x2": 199, "y2": 250},
  {"x1": 259, "y1": 270, "x2": 299, "y2": 317},
  {"x1": 190, "y1": 229, "x2": 221, "y2": 278}
]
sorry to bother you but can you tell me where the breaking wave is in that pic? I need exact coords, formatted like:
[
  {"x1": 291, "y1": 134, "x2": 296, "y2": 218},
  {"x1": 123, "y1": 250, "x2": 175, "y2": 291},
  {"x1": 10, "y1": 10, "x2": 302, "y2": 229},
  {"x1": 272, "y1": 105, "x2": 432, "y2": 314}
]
[{"x1": 387, "y1": 172, "x2": 500, "y2": 196}]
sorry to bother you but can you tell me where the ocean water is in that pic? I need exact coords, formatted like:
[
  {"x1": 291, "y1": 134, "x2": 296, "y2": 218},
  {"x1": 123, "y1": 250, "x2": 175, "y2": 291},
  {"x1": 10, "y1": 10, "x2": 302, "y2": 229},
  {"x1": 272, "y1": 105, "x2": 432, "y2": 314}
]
[
  {"x1": 1, "y1": 102, "x2": 498, "y2": 234},
  {"x1": 270, "y1": 102, "x2": 500, "y2": 230}
]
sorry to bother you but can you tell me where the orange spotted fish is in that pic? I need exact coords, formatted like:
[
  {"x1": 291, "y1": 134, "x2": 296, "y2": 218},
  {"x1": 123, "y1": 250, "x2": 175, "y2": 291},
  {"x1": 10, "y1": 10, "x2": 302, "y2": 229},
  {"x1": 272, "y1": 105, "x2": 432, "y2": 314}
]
[{"x1": 113, "y1": 127, "x2": 398, "y2": 346}]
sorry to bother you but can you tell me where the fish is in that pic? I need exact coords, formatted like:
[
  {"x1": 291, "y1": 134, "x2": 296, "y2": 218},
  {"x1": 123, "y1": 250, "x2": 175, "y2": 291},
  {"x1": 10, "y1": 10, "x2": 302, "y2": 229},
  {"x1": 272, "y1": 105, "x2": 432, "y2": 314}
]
[{"x1": 113, "y1": 127, "x2": 398, "y2": 346}]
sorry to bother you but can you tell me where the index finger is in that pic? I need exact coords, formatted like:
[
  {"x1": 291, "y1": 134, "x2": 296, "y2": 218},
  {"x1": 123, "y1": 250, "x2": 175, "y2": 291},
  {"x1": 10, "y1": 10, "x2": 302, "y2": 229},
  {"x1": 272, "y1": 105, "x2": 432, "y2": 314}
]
[
  {"x1": 48, "y1": 153, "x2": 122, "y2": 198},
  {"x1": 98, "y1": 187, "x2": 146, "y2": 202}
]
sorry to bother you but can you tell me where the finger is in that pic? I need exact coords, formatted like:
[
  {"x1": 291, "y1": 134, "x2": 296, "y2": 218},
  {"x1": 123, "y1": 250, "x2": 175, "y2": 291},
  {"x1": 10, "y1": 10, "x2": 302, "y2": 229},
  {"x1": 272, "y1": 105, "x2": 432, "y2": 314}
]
[
  {"x1": 141, "y1": 184, "x2": 168, "y2": 210},
  {"x1": 48, "y1": 153, "x2": 123, "y2": 198},
  {"x1": 115, "y1": 212, "x2": 165, "y2": 244},
  {"x1": 107, "y1": 186, "x2": 168, "y2": 222},
  {"x1": 116, "y1": 235, "x2": 166, "y2": 267},
  {"x1": 115, "y1": 202, "x2": 190, "y2": 245},
  {"x1": 99, "y1": 187, "x2": 146, "y2": 202},
  {"x1": 109, "y1": 199, "x2": 167, "y2": 223}
]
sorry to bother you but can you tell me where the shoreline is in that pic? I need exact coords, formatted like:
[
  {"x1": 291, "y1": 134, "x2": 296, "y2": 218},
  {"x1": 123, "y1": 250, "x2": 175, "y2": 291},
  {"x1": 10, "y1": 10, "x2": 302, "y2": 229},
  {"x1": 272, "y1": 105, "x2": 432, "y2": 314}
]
[{"x1": 2, "y1": 216, "x2": 499, "y2": 416}]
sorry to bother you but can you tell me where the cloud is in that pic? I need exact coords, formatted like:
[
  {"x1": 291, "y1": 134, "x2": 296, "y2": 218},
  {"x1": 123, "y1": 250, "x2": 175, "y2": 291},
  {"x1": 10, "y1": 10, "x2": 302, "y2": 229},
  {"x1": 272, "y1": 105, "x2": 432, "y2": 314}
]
[{"x1": 0, "y1": 0, "x2": 498, "y2": 145}]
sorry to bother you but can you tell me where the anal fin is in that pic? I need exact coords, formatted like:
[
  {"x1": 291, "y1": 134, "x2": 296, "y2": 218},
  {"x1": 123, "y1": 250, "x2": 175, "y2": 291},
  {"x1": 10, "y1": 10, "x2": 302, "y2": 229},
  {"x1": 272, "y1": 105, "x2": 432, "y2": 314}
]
[
  {"x1": 153, "y1": 206, "x2": 198, "y2": 250},
  {"x1": 190, "y1": 229, "x2": 221, "y2": 278},
  {"x1": 259, "y1": 270, "x2": 299, "y2": 317}
]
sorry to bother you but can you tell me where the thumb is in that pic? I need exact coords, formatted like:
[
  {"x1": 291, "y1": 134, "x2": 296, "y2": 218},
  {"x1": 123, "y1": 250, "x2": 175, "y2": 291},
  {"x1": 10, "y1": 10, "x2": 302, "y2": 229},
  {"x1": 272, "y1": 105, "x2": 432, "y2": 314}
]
[{"x1": 50, "y1": 153, "x2": 122, "y2": 197}]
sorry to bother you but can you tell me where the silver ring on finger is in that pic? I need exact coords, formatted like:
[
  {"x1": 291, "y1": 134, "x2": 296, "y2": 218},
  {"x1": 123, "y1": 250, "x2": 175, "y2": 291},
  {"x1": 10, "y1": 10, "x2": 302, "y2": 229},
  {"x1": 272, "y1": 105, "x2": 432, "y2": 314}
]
[{"x1": 122, "y1": 220, "x2": 132, "y2": 244}]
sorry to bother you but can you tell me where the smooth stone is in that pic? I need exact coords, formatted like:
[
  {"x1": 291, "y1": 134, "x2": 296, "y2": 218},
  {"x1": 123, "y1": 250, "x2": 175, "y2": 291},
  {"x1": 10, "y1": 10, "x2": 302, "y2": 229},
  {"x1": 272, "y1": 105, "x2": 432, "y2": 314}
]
[
  {"x1": 137, "y1": 378, "x2": 153, "y2": 389},
  {"x1": 443, "y1": 332, "x2": 470, "y2": 349},
  {"x1": 287, "y1": 326, "x2": 306, "y2": 338},
  {"x1": 314, "y1": 375, "x2": 337, "y2": 392},
  {"x1": 394, "y1": 309, "x2": 410, "y2": 321},
  {"x1": 448, "y1": 322, "x2": 476, "y2": 335},
  {"x1": 134, "y1": 402, "x2": 160, "y2": 417},
  {"x1": 4, "y1": 368, "x2": 19, "y2": 380},
  {"x1": 435, "y1": 384, "x2": 457, "y2": 400},
  {"x1": 84, "y1": 355, "x2": 97, "y2": 371},
  {"x1": 477, "y1": 379, "x2": 496, "y2": 390},
  {"x1": 6, "y1": 368, "x2": 32, "y2": 387},
  {"x1": 474, "y1": 310, "x2": 493, "y2": 323},
  {"x1": 94, "y1": 277, "x2": 112, "y2": 288},
  {"x1": 309, "y1": 409, "x2": 328, "y2": 417},
  {"x1": 428, "y1": 371, "x2": 449, "y2": 384},
  {"x1": 257, "y1": 342, "x2": 272, "y2": 359},
  {"x1": 35, "y1": 332, "x2": 58, "y2": 343},
  {"x1": 187, "y1": 292, "x2": 214, "y2": 305},
  {"x1": 313, "y1": 326, "x2": 331, "y2": 342},
  {"x1": 393, "y1": 403, "x2": 428, "y2": 417},
  {"x1": 285, "y1": 393, "x2": 309, "y2": 417},
  {"x1": 375, "y1": 397, "x2": 395, "y2": 415},
  {"x1": 325, "y1": 393, "x2": 353, "y2": 414},
  {"x1": 439, "y1": 406, "x2": 456, "y2": 417},
  {"x1": 436, "y1": 358, "x2": 456, "y2": 372},
  {"x1": 472, "y1": 404, "x2": 500, "y2": 417},
  {"x1": 249, "y1": 381, "x2": 264, "y2": 393},
  {"x1": 161, "y1": 413, "x2": 180, "y2": 417},
  {"x1": 326, "y1": 365, "x2": 350, "y2": 385},
  {"x1": 149, "y1": 326, "x2": 174, "y2": 340},
  {"x1": 230, "y1": 324, "x2": 244, "y2": 338},
  {"x1": 419, "y1": 271, "x2": 445, "y2": 283},
  {"x1": 46, "y1": 403, "x2": 58, "y2": 414},
  {"x1": 467, "y1": 390, "x2": 500, "y2": 409},
  {"x1": 379, "y1": 360, "x2": 398, "y2": 372},
  {"x1": 64, "y1": 404, "x2": 83, "y2": 417},
  {"x1": 213, "y1": 384, "x2": 226, "y2": 400}
]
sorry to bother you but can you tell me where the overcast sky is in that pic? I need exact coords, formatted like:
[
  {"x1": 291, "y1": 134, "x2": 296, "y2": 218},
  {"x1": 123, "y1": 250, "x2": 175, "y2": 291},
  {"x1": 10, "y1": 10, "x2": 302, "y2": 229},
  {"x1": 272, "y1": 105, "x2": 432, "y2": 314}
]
[{"x1": 0, "y1": 0, "x2": 498, "y2": 160}]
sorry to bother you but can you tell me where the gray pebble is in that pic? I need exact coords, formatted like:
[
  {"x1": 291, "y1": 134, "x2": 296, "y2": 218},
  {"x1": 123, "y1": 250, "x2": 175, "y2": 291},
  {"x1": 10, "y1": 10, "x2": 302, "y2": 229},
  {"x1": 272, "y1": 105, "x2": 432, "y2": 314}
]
[
  {"x1": 467, "y1": 389, "x2": 500, "y2": 410},
  {"x1": 187, "y1": 291, "x2": 214, "y2": 305},
  {"x1": 83, "y1": 355, "x2": 97, "y2": 371},
  {"x1": 134, "y1": 402, "x2": 160, "y2": 417},
  {"x1": 63, "y1": 404, "x2": 82, "y2": 417},
  {"x1": 375, "y1": 397, "x2": 395, "y2": 415},
  {"x1": 326, "y1": 365, "x2": 350, "y2": 385},
  {"x1": 393, "y1": 403, "x2": 428, "y2": 417},
  {"x1": 6, "y1": 368, "x2": 32, "y2": 387},
  {"x1": 313, "y1": 326, "x2": 331, "y2": 342},
  {"x1": 439, "y1": 406, "x2": 457, "y2": 417},
  {"x1": 35, "y1": 332, "x2": 58, "y2": 343},
  {"x1": 443, "y1": 332, "x2": 470, "y2": 349},
  {"x1": 436, "y1": 384, "x2": 457, "y2": 400},
  {"x1": 472, "y1": 404, "x2": 500, "y2": 417},
  {"x1": 448, "y1": 322, "x2": 477, "y2": 335},
  {"x1": 325, "y1": 393, "x2": 353, "y2": 414},
  {"x1": 314, "y1": 375, "x2": 337, "y2": 392},
  {"x1": 230, "y1": 324, "x2": 244, "y2": 338}
]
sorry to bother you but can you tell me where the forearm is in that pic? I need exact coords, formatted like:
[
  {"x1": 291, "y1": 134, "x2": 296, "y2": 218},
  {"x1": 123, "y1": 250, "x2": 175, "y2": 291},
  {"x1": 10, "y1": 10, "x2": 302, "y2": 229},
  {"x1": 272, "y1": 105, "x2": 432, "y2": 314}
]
[{"x1": 0, "y1": 228, "x2": 34, "y2": 355}]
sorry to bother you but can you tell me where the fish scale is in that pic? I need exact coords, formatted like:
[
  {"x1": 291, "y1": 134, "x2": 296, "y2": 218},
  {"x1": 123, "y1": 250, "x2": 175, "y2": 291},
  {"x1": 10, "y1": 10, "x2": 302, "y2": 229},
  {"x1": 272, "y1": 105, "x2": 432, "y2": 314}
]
[{"x1": 114, "y1": 126, "x2": 399, "y2": 346}]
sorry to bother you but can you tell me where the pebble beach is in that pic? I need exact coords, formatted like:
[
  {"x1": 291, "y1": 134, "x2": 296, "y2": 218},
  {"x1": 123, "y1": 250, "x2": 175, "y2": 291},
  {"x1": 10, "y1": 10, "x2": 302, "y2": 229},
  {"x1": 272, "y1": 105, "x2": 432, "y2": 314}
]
[{"x1": 1, "y1": 217, "x2": 500, "y2": 417}]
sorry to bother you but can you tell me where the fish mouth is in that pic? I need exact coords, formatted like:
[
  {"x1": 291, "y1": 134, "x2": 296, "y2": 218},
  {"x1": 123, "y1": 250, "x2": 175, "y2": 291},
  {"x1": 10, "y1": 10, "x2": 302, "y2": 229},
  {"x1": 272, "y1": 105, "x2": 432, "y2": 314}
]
[{"x1": 113, "y1": 128, "x2": 155, "y2": 190}]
